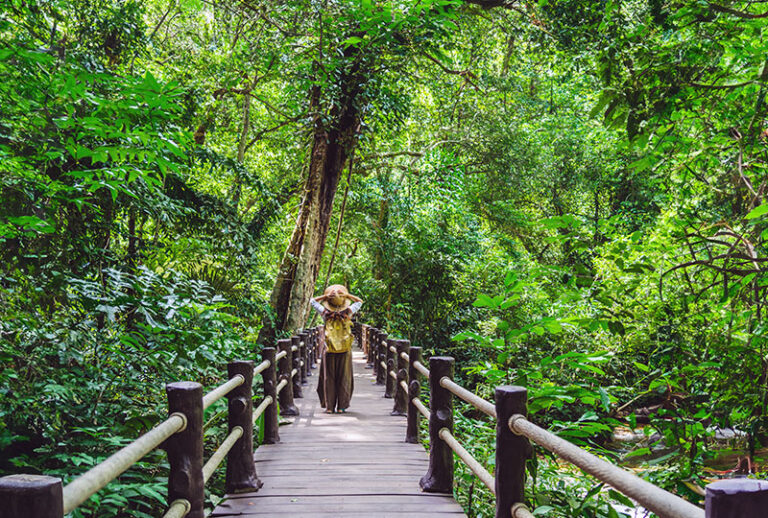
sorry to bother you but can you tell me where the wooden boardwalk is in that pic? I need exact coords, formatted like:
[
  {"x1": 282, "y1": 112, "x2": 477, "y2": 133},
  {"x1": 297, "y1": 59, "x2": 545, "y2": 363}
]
[{"x1": 211, "y1": 350, "x2": 467, "y2": 517}]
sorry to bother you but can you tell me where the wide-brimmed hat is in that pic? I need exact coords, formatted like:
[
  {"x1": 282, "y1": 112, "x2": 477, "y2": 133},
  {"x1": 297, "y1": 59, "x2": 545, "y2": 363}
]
[{"x1": 317, "y1": 284, "x2": 361, "y2": 311}]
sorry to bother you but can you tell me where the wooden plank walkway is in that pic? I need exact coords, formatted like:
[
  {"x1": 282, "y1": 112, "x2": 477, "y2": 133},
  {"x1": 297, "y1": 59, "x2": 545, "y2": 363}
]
[{"x1": 211, "y1": 349, "x2": 468, "y2": 517}]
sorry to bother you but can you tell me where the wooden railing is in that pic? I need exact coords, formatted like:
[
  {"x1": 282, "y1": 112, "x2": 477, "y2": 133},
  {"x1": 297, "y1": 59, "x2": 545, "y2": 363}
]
[
  {"x1": 0, "y1": 327, "x2": 322, "y2": 518},
  {"x1": 360, "y1": 323, "x2": 768, "y2": 518}
]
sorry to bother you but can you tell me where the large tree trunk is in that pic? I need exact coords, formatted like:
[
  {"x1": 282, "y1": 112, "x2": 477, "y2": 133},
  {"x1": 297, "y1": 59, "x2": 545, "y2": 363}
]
[{"x1": 259, "y1": 69, "x2": 361, "y2": 345}]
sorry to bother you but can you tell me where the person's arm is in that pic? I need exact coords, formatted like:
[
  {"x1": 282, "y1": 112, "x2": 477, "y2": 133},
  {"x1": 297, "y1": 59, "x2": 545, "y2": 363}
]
[
  {"x1": 310, "y1": 299, "x2": 326, "y2": 316},
  {"x1": 348, "y1": 301, "x2": 363, "y2": 314}
]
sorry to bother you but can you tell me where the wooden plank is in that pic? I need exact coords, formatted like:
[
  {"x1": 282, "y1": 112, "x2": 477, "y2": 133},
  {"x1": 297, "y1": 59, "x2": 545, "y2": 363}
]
[{"x1": 211, "y1": 350, "x2": 468, "y2": 518}]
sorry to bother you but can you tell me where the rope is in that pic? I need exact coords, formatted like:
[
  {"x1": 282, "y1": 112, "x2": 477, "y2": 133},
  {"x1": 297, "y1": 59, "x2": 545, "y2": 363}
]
[
  {"x1": 439, "y1": 377, "x2": 496, "y2": 418},
  {"x1": 380, "y1": 361, "x2": 387, "y2": 369},
  {"x1": 389, "y1": 345, "x2": 396, "y2": 353},
  {"x1": 276, "y1": 378, "x2": 288, "y2": 394},
  {"x1": 253, "y1": 359, "x2": 271, "y2": 376},
  {"x1": 276, "y1": 350, "x2": 288, "y2": 361},
  {"x1": 509, "y1": 415, "x2": 705, "y2": 518},
  {"x1": 511, "y1": 503, "x2": 535, "y2": 518},
  {"x1": 400, "y1": 351, "x2": 409, "y2": 362},
  {"x1": 291, "y1": 345, "x2": 298, "y2": 352},
  {"x1": 291, "y1": 368, "x2": 298, "y2": 378},
  {"x1": 399, "y1": 380, "x2": 408, "y2": 393},
  {"x1": 161, "y1": 499, "x2": 191, "y2": 518},
  {"x1": 438, "y1": 428, "x2": 495, "y2": 494},
  {"x1": 202, "y1": 426, "x2": 243, "y2": 484},
  {"x1": 202, "y1": 374, "x2": 245, "y2": 410},
  {"x1": 63, "y1": 413, "x2": 187, "y2": 513},
  {"x1": 389, "y1": 370, "x2": 397, "y2": 380},
  {"x1": 412, "y1": 397, "x2": 431, "y2": 419},
  {"x1": 252, "y1": 396, "x2": 273, "y2": 424},
  {"x1": 413, "y1": 360, "x2": 430, "y2": 379}
]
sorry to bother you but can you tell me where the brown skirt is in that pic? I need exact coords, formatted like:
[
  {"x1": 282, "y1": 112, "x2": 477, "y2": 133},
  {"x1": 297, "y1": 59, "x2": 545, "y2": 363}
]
[{"x1": 317, "y1": 350, "x2": 354, "y2": 412}]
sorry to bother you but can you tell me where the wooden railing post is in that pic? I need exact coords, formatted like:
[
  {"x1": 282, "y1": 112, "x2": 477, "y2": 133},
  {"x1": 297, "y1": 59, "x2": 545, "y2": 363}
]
[
  {"x1": 307, "y1": 328, "x2": 315, "y2": 368},
  {"x1": 371, "y1": 329, "x2": 380, "y2": 380},
  {"x1": 298, "y1": 332, "x2": 309, "y2": 384},
  {"x1": 165, "y1": 382, "x2": 204, "y2": 518},
  {"x1": 291, "y1": 335, "x2": 303, "y2": 398},
  {"x1": 495, "y1": 386, "x2": 530, "y2": 518},
  {"x1": 364, "y1": 325, "x2": 374, "y2": 367},
  {"x1": 277, "y1": 339, "x2": 299, "y2": 416},
  {"x1": 225, "y1": 360, "x2": 262, "y2": 493},
  {"x1": 406, "y1": 345, "x2": 423, "y2": 444},
  {"x1": 706, "y1": 479, "x2": 768, "y2": 517},
  {"x1": 261, "y1": 347, "x2": 280, "y2": 443},
  {"x1": 420, "y1": 356, "x2": 454, "y2": 493},
  {"x1": 376, "y1": 331, "x2": 387, "y2": 386},
  {"x1": 353, "y1": 321, "x2": 362, "y2": 349},
  {"x1": 0, "y1": 474, "x2": 64, "y2": 518},
  {"x1": 315, "y1": 325, "x2": 323, "y2": 368},
  {"x1": 384, "y1": 335, "x2": 395, "y2": 398},
  {"x1": 301, "y1": 331, "x2": 312, "y2": 378},
  {"x1": 391, "y1": 339, "x2": 409, "y2": 416}
]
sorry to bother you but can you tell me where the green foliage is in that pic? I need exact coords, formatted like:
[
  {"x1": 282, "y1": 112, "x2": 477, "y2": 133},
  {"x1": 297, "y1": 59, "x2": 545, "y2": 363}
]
[{"x1": 4, "y1": 0, "x2": 768, "y2": 517}]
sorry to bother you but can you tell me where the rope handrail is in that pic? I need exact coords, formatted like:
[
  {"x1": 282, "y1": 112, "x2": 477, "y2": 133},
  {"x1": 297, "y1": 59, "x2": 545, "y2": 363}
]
[
  {"x1": 202, "y1": 374, "x2": 245, "y2": 410},
  {"x1": 202, "y1": 426, "x2": 243, "y2": 484},
  {"x1": 291, "y1": 368, "x2": 298, "y2": 378},
  {"x1": 508, "y1": 415, "x2": 705, "y2": 518},
  {"x1": 413, "y1": 360, "x2": 430, "y2": 379},
  {"x1": 291, "y1": 345, "x2": 298, "y2": 352},
  {"x1": 276, "y1": 378, "x2": 288, "y2": 394},
  {"x1": 389, "y1": 345, "x2": 396, "y2": 353},
  {"x1": 161, "y1": 499, "x2": 191, "y2": 518},
  {"x1": 276, "y1": 350, "x2": 288, "y2": 361},
  {"x1": 438, "y1": 428, "x2": 495, "y2": 494},
  {"x1": 253, "y1": 358, "x2": 271, "y2": 376},
  {"x1": 388, "y1": 370, "x2": 397, "y2": 380},
  {"x1": 400, "y1": 351, "x2": 409, "y2": 362},
  {"x1": 62, "y1": 413, "x2": 187, "y2": 513},
  {"x1": 380, "y1": 361, "x2": 387, "y2": 369},
  {"x1": 252, "y1": 396, "x2": 273, "y2": 424},
  {"x1": 439, "y1": 376, "x2": 496, "y2": 418},
  {"x1": 399, "y1": 380, "x2": 408, "y2": 393},
  {"x1": 511, "y1": 503, "x2": 535, "y2": 518},
  {"x1": 412, "y1": 397, "x2": 431, "y2": 419}
]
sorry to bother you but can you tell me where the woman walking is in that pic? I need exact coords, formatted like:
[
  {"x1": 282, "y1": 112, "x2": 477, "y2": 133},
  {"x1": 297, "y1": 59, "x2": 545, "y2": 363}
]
[{"x1": 311, "y1": 285, "x2": 363, "y2": 413}]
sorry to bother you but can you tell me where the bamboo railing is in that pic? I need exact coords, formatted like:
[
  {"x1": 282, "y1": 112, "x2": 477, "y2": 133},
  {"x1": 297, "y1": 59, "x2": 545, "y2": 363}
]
[
  {"x1": 362, "y1": 323, "x2": 768, "y2": 518},
  {"x1": 0, "y1": 327, "x2": 322, "y2": 518}
]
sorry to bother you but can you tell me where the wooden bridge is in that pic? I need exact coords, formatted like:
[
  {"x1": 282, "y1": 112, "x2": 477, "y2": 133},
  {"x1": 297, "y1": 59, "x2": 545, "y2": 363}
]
[
  {"x1": 1, "y1": 324, "x2": 766, "y2": 518},
  {"x1": 211, "y1": 348, "x2": 465, "y2": 517}
]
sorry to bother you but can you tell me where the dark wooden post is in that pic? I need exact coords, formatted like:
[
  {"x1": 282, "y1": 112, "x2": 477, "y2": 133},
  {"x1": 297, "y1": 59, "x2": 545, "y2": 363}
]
[
  {"x1": 307, "y1": 328, "x2": 315, "y2": 368},
  {"x1": 364, "y1": 325, "x2": 373, "y2": 367},
  {"x1": 406, "y1": 346, "x2": 423, "y2": 444},
  {"x1": 314, "y1": 325, "x2": 323, "y2": 368},
  {"x1": 368, "y1": 327, "x2": 379, "y2": 378},
  {"x1": 706, "y1": 479, "x2": 768, "y2": 518},
  {"x1": 375, "y1": 331, "x2": 387, "y2": 386},
  {"x1": 420, "y1": 356, "x2": 454, "y2": 493},
  {"x1": 0, "y1": 474, "x2": 63, "y2": 518},
  {"x1": 261, "y1": 347, "x2": 280, "y2": 444},
  {"x1": 291, "y1": 335, "x2": 303, "y2": 398},
  {"x1": 277, "y1": 339, "x2": 299, "y2": 416},
  {"x1": 300, "y1": 331, "x2": 311, "y2": 378},
  {"x1": 495, "y1": 386, "x2": 531, "y2": 518},
  {"x1": 384, "y1": 336, "x2": 395, "y2": 398},
  {"x1": 391, "y1": 339, "x2": 409, "y2": 416},
  {"x1": 165, "y1": 382, "x2": 204, "y2": 518},
  {"x1": 225, "y1": 360, "x2": 262, "y2": 493},
  {"x1": 298, "y1": 333, "x2": 309, "y2": 384},
  {"x1": 353, "y1": 322, "x2": 361, "y2": 349}
]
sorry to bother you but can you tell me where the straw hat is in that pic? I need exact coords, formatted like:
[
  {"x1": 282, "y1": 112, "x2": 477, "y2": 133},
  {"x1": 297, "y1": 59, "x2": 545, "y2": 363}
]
[{"x1": 316, "y1": 284, "x2": 362, "y2": 312}]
